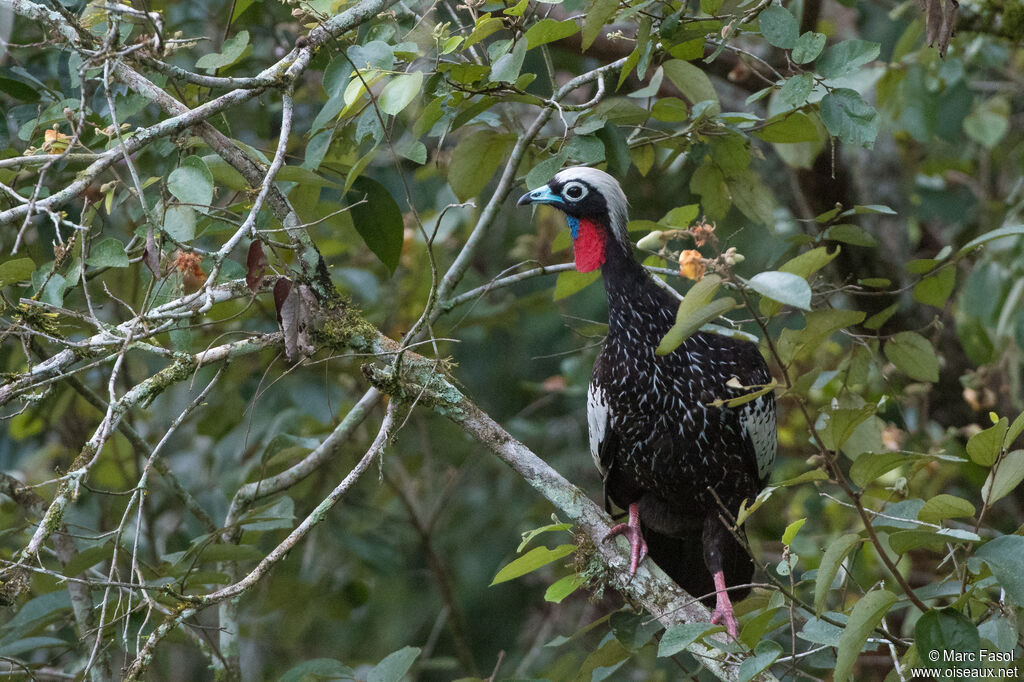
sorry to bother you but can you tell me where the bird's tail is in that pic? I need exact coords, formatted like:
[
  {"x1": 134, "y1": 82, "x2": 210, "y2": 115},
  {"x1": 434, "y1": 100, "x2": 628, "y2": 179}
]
[{"x1": 643, "y1": 524, "x2": 755, "y2": 607}]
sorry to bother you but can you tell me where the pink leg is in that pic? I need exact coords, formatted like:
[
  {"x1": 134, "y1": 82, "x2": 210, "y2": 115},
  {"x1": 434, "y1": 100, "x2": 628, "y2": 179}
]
[
  {"x1": 710, "y1": 570, "x2": 739, "y2": 638},
  {"x1": 603, "y1": 503, "x2": 648, "y2": 576}
]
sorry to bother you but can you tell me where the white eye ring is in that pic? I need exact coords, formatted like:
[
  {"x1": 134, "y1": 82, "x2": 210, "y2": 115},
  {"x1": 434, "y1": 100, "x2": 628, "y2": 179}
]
[{"x1": 562, "y1": 181, "x2": 588, "y2": 202}]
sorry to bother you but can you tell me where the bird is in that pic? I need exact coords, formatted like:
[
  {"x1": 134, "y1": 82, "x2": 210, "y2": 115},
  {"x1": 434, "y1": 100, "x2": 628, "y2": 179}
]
[{"x1": 518, "y1": 167, "x2": 776, "y2": 637}]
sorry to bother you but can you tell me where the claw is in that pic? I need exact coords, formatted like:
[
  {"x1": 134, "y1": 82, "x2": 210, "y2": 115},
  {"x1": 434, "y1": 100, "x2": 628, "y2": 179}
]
[
  {"x1": 603, "y1": 503, "x2": 648, "y2": 575},
  {"x1": 709, "y1": 570, "x2": 739, "y2": 638}
]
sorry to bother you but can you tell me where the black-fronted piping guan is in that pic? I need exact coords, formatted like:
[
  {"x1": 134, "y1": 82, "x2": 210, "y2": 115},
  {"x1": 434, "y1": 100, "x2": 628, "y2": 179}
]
[{"x1": 518, "y1": 166, "x2": 777, "y2": 637}]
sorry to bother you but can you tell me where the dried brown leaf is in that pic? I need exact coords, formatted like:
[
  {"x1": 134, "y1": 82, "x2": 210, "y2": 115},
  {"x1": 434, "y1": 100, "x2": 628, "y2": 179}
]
[
  {"x1": 273, "y1": 277, "x2": 292, "y2": 325},
  {"x1": 245, "y1": 241, "x2": 268, "y2": 292},
  {"x1": 143, "y1": 227, "x2": 160, "y2": 278}
]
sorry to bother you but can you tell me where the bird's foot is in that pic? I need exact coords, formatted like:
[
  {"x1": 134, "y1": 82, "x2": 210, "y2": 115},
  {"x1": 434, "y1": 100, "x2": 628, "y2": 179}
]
[
  {"x1": 710, "y1": 570, "x2": 739, "y2": 638},
  {"x1": 603, "y1": 504, "x2": 647, "y2": 576}
]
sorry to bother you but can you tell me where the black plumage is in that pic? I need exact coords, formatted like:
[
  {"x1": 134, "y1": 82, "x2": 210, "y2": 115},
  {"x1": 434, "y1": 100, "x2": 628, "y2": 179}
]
[{"x1": 519, "y1": 167, "x2": 776, "y2": 636}]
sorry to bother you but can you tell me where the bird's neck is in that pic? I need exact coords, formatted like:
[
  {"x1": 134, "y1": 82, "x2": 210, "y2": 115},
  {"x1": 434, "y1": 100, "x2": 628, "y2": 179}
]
[{"x1": 599, "y1": 232, "x2": 675, "y2": 340}]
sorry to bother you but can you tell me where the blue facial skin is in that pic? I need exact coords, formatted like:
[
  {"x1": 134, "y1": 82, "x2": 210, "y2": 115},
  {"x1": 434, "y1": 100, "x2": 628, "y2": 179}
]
[
  {"x1": 517, "y1": 186, "x2": 578, "y2": 237},
  {"x1": 567, "y1": 215, "x2": 580, "y2": 239}
]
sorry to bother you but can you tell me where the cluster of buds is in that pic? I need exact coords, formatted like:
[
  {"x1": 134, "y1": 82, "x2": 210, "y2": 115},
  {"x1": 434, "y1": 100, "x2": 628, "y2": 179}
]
[
  {"x1": 637, "y1": 219, "x2": 744, "y2": 281},
  {"x1": 171, "y1": 250, "x2": 206, "y2": 293},
  {"x1": 41, "y1": 126, "x2": 72, "y2": 153}
]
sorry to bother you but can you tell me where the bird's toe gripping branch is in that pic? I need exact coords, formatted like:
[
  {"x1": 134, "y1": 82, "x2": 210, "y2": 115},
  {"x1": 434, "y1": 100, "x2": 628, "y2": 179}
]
[
  {"x1": 603, "y1": 503, "x2": 648, "y2": 576},
  {"x1": 709, "y1": 570, "x2": 739, "y2": 638}
]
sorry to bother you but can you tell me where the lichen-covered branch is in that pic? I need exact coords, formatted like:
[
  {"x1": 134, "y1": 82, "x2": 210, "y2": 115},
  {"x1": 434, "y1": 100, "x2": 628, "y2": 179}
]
[{"x1": 359, "y1": 340, "x2": 779, "y2": 682}]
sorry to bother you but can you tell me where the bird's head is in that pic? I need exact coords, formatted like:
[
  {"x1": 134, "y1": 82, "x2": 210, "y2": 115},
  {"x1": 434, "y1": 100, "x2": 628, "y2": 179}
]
[{"x1": 517, "y1": 166, "x2": 630, "y2": 273}]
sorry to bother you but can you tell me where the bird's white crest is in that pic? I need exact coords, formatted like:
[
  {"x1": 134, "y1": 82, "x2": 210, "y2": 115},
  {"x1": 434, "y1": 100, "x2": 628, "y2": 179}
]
[{"x1": 553, "y1": 166, "x2": 631, "y2": 250}]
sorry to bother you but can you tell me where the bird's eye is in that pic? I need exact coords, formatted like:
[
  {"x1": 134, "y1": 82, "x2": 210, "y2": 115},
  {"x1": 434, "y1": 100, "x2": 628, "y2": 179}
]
[{"x1": 562, "y1": 182, "x2": 588, "y2": 202}]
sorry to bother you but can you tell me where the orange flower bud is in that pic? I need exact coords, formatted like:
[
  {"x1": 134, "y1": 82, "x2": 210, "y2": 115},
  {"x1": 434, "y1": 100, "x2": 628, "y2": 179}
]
[{"x1": 678, "y1": 249, "x2": 706, "y2": 281}]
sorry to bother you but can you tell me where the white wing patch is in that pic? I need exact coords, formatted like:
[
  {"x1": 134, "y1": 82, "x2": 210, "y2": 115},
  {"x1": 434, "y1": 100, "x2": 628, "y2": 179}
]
[
  {"x1": 740, "y1": 397, "x2": 777, "y2": 480},
  {"x1": 587, "y1": 381, "x2": 610, "y2": 476}
]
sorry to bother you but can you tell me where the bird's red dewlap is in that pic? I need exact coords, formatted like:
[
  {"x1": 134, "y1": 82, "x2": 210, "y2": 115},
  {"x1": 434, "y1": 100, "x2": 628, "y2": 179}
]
[{"x1": 573, "y1": 219, "x2": 606, "y2": 273}]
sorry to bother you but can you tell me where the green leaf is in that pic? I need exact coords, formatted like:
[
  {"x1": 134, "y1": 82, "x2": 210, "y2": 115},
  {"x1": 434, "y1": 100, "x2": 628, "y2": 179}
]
[
  {"x1": 491, "y1": 545, "x2": 575, "y2": 585},
  {"x1": 820, "y1": 88, "x2": 878, "y2": 148},
  {"x1": 746, "y1": 271, "x2": 812, "y2": 310},
  {"x1": 660, "y1": 204, "x2": 700, "y2": 227},
  {"x1": 728, "y1": 170, "x2": 774, "y2": 225},
  {"x1": 378, "y1": 72, "x2": 423, "y2": 115},
  {"x1": 0, "y1": 637, "x2": 68, "y2": 657},
  {"x1": 464, "y1": 15, "x2": 503, "y2": 48},
  {"x1": 490, "y1": 39, "x2": 527, "y2": 83},
  {"x1": 0, "y1": 257, "x2": 37, "y2": 286},
  {"x1": 595, "y1": 121, "x2": 631, "y2": 177},
  {"x1": 526, "y1": 149, "x2": 570, "y2": 190},
  {"x1": 650, "y1": 97, "x2": 689, "y2": 122},
  {"x1": 448, "y1": 129, "x2": 515, "y2": 201},
  {"x1": 982, "y1": 450, "x2": 1024, "y2": 504},
  {"x1": 346, "y1": 177, "x2": 405, "y2": 275},
  {"x1": 195, "y1": 30, "x2": 250, "y2": 71},
  {"x1": 913, "y1": 267, "x2": 955, "y2": 308},
  {"x1": 582, "y1": 0, "x2": 619, "y2": 51},
  {"x1": 833, "y1": 589, "x2": 897, "y2": 682},
  {"x1": 657, "y1": 622, "x2": 714, "y2": 657},
  {"x1": 524, "y1": 18, "x2": 579, "y2": 48},
  {"x1": 62, "y1": 543, "x2": 114, "y2": 577},
  {"x1": 966, "y1": 417, "x2": 1008, "y2": 467},
  {"x1": 610, "y1": 611, "x2": 661, "y2": 653},
  {"x1": 518, "y1": 522, "x2": 573, "y2": 552},
  {"x1": 700, "y1": 0, "x2": 723, "y2": 14},
  {"x1": 884, "y1": 331, "x2": 939, "y2": 383},
  {"x1": 814, "y1": 533, "x2": 860, "y2": 613},
  {"x1": 689, "y1": 162, "x2": 729, "y2": 218},
  {"x1": 0, "y1": 591, "x2": 70, "y2": 641},
  {"x1": 348, "y1": 40, "x2": 395, "y2": 70},
  {"x1": 817, "y1": 40, "x2": 880, "y2": 79},
  {"x1": 755, "y1": 111, "x2": 821, "y2": 143},
  {"x1": 826, "y1": 223, "x2": 877, "y2": 247},
  {"x1": 761, "y1": 246, "x2": 838, "y2": 317},
  {"x1": 918, "y1": 494, "x2": 976, "y2": 524},
  {"x1": 915, "y1": 609, "x2": 980, "y2": 675},
  {"x1": 164, "y1": 205, "x2": 197, "y2": 242},
  {"x1": 655, "y1": 274, "x2": 726, "y2": 354},
  {"x1": 963, "y1": 96, "x2": 1010, "y2": 149},
  {"x1": 279, "y1": 658, "x2": 355, "y2": 682},
  {"x1": 203, "y1": 154, "x2": 249, "y2": 190},
  {"x1": 791, "y1": 31, "x2": 826, "y2": 63},
  {"x1": 663, "y1": 60, "x2": 720, "y2": 113},
  {"x1": 0, "y1": 77, "x2": 41, "y2": 102},
  {"x1": 782, "y1": 518, "x2": 805, "y2": 546},
  {"x1": 889, "y1": 528, "x2": 980, "y2": 553},
  {"x1": 739, "y1": 640, "x2": 783, "y2": 682},
  {"x1": 759, "y1": 5, "x2": 799, "y2": 49},
  {"x1": 821, "y1": 406, "x2": 875, "y2": 451},
  {"x1": 779, "y1": 73, "x2": 814, "y2": 108},
  {"x1": 849, "y1": 451, "x2": 905, "y2": 487},
  {"x1": 975, "y1": 535, "x2": 1024, "y2": 606},
  {"x1": 553, "y1": 269, "x2": 600, "y2": 300},
  {"x1": 167, "y1": 155, "x2": 214, "y2": 208},
  {"x1": 367, "y1": 647, "x2": 420, "y2": 682},
  {"x1": 657, "y1": 297, "x2": 736, "y2": 355},
  {"x1": 957, "y1": 224, "x2": 1024, "y2": 255},
  {"x1": 395, "y1": 139, "x2": 427, "y2": 165},
  {"x1": 628, "y1": 65, "x2": 664, "y2": 99},
  {"x1": 544, "y1": 574, "x2": 584, "y2": 603},
  {"x1": 86, "y1": 238, "x2": 129, "y2": 268}
]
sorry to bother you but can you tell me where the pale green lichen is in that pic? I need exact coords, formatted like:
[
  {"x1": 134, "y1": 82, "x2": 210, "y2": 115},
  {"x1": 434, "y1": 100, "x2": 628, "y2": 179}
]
[{"x1": 313, "y1": 297, "x2": 377, "y2": 352}]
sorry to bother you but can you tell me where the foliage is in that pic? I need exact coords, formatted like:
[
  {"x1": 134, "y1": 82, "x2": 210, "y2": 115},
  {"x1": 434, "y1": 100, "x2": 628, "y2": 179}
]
[{"x1": 0, "y1": 0, "x2": 1022, "y2": 680}]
